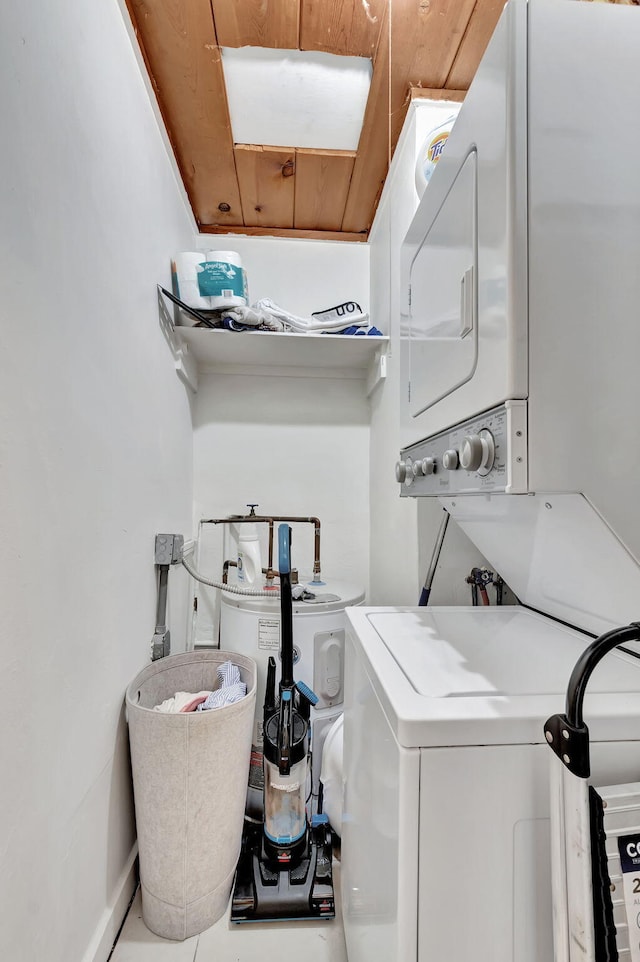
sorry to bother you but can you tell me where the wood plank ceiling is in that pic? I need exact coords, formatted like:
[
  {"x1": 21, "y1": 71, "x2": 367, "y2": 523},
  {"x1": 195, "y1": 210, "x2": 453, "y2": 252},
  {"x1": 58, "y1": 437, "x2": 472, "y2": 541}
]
[{"x1": 125, "y1": 0, "x2": 635, "y2": 243}]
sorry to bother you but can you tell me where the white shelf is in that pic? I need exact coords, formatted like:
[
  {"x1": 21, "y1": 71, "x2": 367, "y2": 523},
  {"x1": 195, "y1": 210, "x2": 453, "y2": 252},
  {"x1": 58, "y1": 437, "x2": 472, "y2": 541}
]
[
  {"x1": 178, "y1": 326, "x2": 388, "y2": 372},
  {"x1": 158, "y1": 291, "x2": 388, "y2": 393}
]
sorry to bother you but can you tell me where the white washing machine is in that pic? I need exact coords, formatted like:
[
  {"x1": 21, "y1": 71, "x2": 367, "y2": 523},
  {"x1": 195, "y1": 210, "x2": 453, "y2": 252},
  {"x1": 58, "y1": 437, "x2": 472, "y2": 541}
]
[
  {"x1": 341, "y1": 606, "x2": 640, "y2": 962},
  {"x1": 364, "y1": 2, "x2": 640, "y2": 959}
]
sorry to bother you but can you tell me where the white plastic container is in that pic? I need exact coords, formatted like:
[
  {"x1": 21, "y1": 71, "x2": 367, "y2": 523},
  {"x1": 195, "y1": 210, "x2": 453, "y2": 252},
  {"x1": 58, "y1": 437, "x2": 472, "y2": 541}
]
[
  {"x1": 320, "y1": 713, "x2": 344, "y2": 837},
  {"x1": 415, "y1": 114, "x2": 457, "y2": 197},
  {"x1": 237, "y1": 523, "x2": 262, "y2": 585}
]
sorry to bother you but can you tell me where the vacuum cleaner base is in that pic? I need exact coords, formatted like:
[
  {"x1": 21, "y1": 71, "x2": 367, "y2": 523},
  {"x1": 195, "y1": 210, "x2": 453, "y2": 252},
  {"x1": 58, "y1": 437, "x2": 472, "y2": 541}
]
[{"x1": 231, "y1": 820, "x2": 335, "y2": 923}]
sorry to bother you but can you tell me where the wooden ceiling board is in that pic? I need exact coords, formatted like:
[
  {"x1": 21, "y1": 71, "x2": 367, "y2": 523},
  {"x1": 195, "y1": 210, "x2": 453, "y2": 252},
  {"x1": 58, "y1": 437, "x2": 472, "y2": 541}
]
[
  {"x1": 299, "y1": 0, "x2": 386, "y2": 57},
  {"x1": 294, "y1": 149, "x2": 356, "y2": 230},
  {"x1": 200, "y1": 225, "x2": 367, "y2": 241},
  {"x1": 210, "y1": 0, "x2": 300, "y2": 49},
  {"x1": 388, "y1": 0, "x2": 476, "y2": 150},
  {"x1": 341, "y1": 3, "x2": 390, "y2": 234},
  {"x1": 445, "y1": 0, "x2": 506, "y2": 90},
  {"x1": 410, "y1": 86, "x2": 467, "y2": 103},
  {"x1": 235, "y1": 144, "x2": 296, "y2": 227},
  {"x1": 126, "y1": 0, "x2": 241, "y2": 226}
]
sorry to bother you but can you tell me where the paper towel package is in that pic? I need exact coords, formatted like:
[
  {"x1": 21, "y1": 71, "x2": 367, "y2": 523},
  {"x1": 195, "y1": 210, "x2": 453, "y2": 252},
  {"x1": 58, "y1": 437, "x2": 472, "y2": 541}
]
[{"x1": 171, "y1": 250, "x2": 247, "y2": 317}]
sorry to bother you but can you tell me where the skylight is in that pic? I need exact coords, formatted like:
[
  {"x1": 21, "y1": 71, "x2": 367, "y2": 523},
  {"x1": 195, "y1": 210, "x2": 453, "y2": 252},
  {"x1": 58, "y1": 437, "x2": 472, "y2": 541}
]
[{"x1": 221, "y1": 47, "x2": 373, "y2": 151}]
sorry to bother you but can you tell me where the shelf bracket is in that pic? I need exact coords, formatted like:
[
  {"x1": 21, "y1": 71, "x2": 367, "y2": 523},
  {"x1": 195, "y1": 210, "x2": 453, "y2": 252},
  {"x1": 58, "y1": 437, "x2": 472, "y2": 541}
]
[
  {"x1": 366, "y1": 346, "x2": 388, "y2": 397},
  {"x1": 157, "y1": 288, "x2": 198, "y2": 393}
]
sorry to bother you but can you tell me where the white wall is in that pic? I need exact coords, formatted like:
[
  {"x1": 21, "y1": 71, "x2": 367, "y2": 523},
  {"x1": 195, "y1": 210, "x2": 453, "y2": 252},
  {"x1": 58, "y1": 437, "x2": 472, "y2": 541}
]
[
  {"x1": 0, "y1": 12, "x2": 505, "y2": 958},
  {"x1": 192, "y1": 371, "x2": 370, "y2": 641},
  {"x1": 368, "y1": 102, "x2": 494, "y2": 605},
  {"x1": 195, "y1": 233, "x2": 369, "y2": 316},
  {"x1": 191, "y1": 236, "x2": 370, "y2": 643},
  {"x1": 0, "y1": 4, "x2": 195, "y2": 960}
]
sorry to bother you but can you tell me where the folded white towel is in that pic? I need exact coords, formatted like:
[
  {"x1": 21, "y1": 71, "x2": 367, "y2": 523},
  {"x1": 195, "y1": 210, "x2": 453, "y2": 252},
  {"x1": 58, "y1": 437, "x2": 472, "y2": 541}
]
[
  {"x1": 219, "y1": 305, "x2": 285, "y2": 331},
  {"x1": 153, "y1": 690, "x2": 211, "y2": 713},
  {"x1": 255, "y1": 298, "x2": 369, "y2": 334}
]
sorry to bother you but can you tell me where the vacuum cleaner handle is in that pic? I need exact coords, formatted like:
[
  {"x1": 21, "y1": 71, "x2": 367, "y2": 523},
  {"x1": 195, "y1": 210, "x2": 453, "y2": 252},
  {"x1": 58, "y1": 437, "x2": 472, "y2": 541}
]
[
  {"x1": 544, "y1": 621, "x2": 640, "y2": 778},
  {"x1": 278, "y1": 524, "x2": 294, "y2": 689},
  {"x1": 277, "y1": 690, "x2": 293, "y2": 776}
]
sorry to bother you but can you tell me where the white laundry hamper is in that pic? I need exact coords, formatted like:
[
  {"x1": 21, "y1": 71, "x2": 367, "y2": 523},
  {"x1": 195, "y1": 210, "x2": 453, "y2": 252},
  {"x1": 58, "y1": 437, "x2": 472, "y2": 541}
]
[{"x1": 126, "y1": 650, "x2": 257, "y2": 941}]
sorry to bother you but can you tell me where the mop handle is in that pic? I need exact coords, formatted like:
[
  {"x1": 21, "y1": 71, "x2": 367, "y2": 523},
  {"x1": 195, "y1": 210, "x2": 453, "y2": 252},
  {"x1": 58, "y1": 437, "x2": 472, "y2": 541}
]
[
  {"x1": 278, "y1": 524, "x2": 294, "y2": 689},
  {"x1": 418, "y1": 508, "x2": 449, "y2": 606}
]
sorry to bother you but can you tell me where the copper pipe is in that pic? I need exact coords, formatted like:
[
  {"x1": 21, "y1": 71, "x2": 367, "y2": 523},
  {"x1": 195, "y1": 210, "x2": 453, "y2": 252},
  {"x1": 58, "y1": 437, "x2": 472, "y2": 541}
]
[
  {"x1": 201, "y1": 514, "x2": 322, "y2": 582},
  {"x1": 268, "y1": 521, "x2": 274, "y2": 574},
  {"x1": 221, "y1": 562, "x2": 298, "y2": 586}
]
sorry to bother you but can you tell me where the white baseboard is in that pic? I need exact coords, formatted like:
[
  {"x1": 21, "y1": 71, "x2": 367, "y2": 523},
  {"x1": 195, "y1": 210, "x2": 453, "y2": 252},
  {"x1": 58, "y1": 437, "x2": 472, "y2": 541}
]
[{"x1": 81, "y1": 844, "x2": 139, "y2": 962}]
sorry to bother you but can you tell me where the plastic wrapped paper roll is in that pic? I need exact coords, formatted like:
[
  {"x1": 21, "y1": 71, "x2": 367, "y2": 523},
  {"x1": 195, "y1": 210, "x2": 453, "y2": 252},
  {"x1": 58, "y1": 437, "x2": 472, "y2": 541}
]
[{"x1": 171, "y1": 252, "x2": 213, "y2": 311}]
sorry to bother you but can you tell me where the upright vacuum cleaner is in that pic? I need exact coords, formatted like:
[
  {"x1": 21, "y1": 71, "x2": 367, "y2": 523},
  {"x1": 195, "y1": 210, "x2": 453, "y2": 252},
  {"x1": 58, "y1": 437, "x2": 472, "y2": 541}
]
[{"x1": 231, "y1": 523, "x2": 335, "y2": 923}]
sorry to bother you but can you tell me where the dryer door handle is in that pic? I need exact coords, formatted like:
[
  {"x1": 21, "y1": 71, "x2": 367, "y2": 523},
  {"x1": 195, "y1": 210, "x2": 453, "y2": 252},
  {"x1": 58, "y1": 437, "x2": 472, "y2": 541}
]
[{"x1": 460, "y1": 266, "x2": 475, "y2": 338}]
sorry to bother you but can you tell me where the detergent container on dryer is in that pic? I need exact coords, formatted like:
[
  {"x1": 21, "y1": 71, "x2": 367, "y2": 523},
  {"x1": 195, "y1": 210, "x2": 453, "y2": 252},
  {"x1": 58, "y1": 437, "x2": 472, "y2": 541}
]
[{"x1": 415, "y1": 113, "x2": 458, "y2": 197}]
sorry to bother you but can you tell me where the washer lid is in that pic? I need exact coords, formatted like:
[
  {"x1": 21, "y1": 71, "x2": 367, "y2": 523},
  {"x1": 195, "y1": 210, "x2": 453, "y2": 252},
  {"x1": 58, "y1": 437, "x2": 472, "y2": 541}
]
[
  {"x1": 346, "y1": 606, "x2": 640, "y2": 748},
  {"x1": 441, "y1": 494, "x2": 640, "y2": 639}
]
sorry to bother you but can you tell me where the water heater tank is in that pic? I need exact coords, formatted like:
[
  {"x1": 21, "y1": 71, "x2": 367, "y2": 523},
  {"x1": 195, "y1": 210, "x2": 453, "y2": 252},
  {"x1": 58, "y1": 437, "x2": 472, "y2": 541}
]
[{"x1": 220, "y1": 578, "x2": 365, "y2": 817}]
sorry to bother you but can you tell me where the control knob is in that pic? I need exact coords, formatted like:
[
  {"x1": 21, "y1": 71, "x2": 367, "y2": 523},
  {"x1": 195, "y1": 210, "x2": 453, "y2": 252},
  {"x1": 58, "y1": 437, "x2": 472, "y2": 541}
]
[
  {"x1": 395, "y1": 460, "x2": 408, "y2": 483},
  {"x1": 412, "y1": 457, "x2": 436, "y2": 477},
  {"x1": 459, "y1": 430, "x2": 495, "y2": 475},
  {"x1": 442, "y1": 449, "x2": 459, "y2": 471},
  {"x1": 396, "y1": 459, "x2": 414, "y2": 485}
]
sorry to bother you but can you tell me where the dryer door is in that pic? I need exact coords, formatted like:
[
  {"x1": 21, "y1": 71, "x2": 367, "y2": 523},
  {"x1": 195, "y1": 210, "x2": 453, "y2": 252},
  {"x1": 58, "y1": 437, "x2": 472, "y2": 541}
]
[
  {"x1": 407, "y1": 148, "x2": 478, "y2": 422},
  {"x1": 399, "y1": 0, "x2": 528, "y2": 448}
]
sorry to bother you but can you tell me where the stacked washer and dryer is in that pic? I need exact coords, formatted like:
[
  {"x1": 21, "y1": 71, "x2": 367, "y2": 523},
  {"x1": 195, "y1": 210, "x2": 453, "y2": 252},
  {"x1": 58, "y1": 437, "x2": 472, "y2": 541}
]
[{"x1": 341, "y1": 2, "x2": 640, "y2": 961}]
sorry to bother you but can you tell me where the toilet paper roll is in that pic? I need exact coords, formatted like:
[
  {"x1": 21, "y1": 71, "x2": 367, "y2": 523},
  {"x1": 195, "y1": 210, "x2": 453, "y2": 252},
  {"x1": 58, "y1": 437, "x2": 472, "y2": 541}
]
[{"x1": 172, "y1": 252, "x2": 213, "y2": 313}]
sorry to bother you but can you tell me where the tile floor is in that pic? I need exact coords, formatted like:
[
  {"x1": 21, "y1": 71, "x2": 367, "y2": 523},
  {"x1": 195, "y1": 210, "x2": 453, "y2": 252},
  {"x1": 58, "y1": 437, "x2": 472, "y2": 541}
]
[{"x1": 110, "y1": 864, "x2": 348, "y2": 962}]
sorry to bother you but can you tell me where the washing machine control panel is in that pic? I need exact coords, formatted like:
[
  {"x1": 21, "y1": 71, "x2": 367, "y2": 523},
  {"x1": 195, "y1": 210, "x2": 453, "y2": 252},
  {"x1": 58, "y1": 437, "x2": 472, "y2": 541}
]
[{"x1": 397, "y1": 401, "x2": 528, "y2": 496}]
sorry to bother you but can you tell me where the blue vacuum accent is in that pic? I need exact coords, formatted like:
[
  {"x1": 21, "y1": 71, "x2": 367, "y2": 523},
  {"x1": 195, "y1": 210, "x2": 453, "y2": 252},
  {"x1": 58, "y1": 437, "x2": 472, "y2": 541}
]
[
  {"x1": 278, "y1": 523, "x2": 290, "y2": 574},
  {"x1": 295, "y1": 679, "x2": 319, "y2": 706}
]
